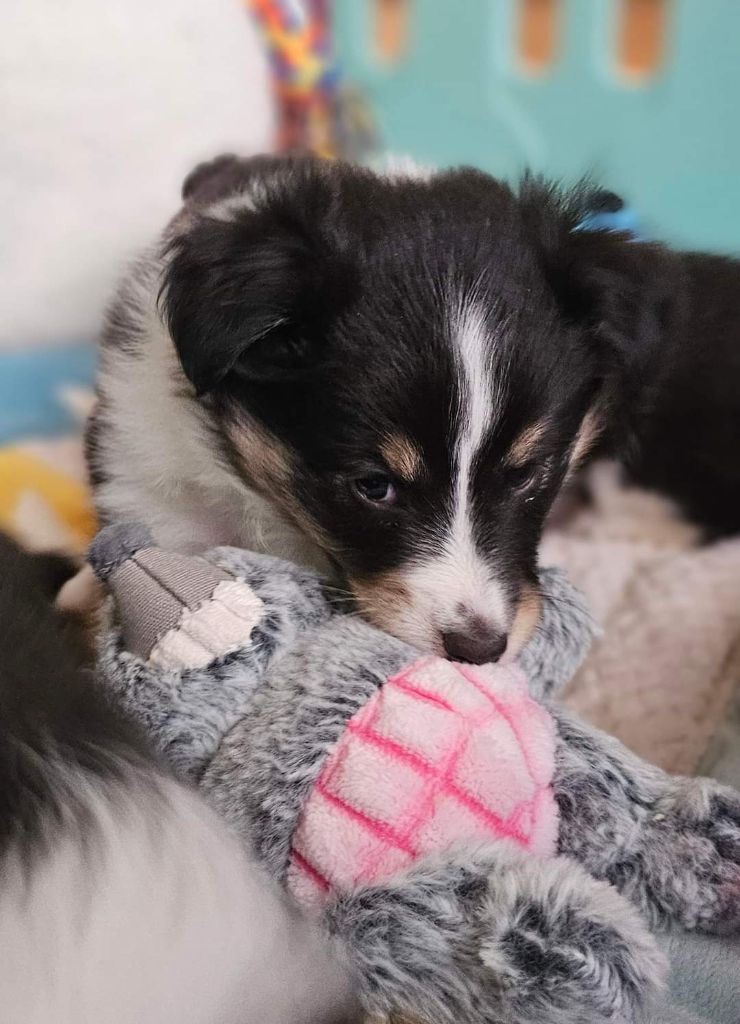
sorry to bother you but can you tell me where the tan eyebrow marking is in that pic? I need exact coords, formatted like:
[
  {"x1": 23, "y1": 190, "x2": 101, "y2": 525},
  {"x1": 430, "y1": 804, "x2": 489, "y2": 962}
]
[
  {"x1": 349, "y1": 570, "x2": 411, "y2": 632},
  {"x1": 505, "y1": 420, "x2": 550, "y2": 467},
  {"x1": 380, "y1": 434, "x2": 424, "y2": 481},
  {"x1": 226, "y1": 414, "x2": 293, "y2": 492}
]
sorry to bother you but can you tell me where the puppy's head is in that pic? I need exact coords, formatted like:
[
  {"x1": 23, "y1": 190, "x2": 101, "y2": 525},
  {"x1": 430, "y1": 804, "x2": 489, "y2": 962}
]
[{"x1": 161, "y1": 156, "x2": 672, "y2": 661}]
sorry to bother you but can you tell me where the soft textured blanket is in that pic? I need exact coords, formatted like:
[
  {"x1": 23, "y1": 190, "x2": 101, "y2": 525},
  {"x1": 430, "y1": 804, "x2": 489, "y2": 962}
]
[{"x1": 543, "y1": 463, "x2": 740, "y2": 777}]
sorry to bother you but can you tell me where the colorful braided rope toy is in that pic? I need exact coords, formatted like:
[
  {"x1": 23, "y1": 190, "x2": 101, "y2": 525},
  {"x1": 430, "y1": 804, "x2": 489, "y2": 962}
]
[{"x1": 246, "y1": 0, "x2": 376, "y2": 159}]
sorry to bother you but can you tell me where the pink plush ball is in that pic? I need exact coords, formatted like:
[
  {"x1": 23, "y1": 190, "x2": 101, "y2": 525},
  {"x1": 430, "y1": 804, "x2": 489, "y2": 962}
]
[{"x1": 287, "y1": 657, "x2": 558, "y2": 908}]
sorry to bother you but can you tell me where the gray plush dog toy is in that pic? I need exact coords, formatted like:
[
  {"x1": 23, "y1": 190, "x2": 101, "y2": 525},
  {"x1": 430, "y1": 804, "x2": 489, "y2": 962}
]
[{"x1": 90, "y1": 524, "x2": 740, "y2": 1024}]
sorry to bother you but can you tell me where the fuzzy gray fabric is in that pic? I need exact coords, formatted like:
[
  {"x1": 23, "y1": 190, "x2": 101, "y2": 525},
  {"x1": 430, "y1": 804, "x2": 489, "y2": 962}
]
[
  {"x1": 553, "y1": 710, "x2": 740, "y2": 934},
  {"x1": 92, "y1": 532, "x2": 740, "y2": 1024},
  {"x1": 328, "y1": 844, "x2": 662, "y2": 1024},
  {"x1": 88, "y1": 521, "x2": 154, "y2": 580},
  {"x1": 203, "y1": 616, "x2": 414, "y2": 876}
]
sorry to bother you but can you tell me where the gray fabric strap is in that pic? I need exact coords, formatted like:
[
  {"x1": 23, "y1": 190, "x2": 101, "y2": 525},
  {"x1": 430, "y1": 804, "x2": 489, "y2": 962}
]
[
  {"x1": 134, "y1": 548, "x2": 230, "y2": 609},
  {"x1": 110, "y1": 549, "x2": 231, "y2": 658},
  {"x1": 111, "y1": 559, "x2": 184, "y2": 659}
]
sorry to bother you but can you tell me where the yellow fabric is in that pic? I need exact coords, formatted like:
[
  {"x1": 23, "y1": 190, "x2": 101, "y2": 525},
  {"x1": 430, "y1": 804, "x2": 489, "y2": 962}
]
[{"x1": 0, "y1": 448, "x2": 96, "y2": 553}]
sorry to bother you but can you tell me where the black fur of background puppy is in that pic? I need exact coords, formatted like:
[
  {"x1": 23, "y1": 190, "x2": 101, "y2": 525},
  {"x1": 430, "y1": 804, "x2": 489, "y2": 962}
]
[{"x1": 0, "y1": 532, "x2": 354, "y2": 1024}]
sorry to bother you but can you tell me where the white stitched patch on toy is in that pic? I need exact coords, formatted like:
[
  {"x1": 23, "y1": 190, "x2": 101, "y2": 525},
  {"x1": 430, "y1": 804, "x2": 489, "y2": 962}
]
[{"x1": 149, "y1": 580, "x2": 264, "y2": 670}]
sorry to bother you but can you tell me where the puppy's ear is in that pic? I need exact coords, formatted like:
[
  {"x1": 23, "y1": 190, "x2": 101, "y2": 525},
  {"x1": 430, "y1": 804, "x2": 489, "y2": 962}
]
[
  {"x1": 519, "y1": 178, "x2": 677, "y2": 375},
  {"x1": 181, "y1": 154, "x2": 292, "y2": 206},
  {"x1": 160, "y1": 168, "x2": 352, "y2": 395}
]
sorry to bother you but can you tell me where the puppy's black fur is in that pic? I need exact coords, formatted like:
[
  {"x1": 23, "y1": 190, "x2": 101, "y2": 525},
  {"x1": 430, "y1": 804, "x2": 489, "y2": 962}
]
[{"x1": 0, "y1": 534, "x2": 147, "y2": 850}]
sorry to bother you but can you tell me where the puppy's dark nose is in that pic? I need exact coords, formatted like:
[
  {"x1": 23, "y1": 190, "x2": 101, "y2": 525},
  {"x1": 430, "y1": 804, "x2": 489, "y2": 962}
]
[{"x1": 442, "y1": 620, "x2": 508, "y2": 665}]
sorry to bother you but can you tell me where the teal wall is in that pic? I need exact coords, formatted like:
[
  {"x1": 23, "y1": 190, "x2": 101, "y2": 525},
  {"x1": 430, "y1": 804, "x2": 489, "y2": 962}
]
[{"x1": 335, "y1": 0, "x2": 740, "y2": 252}]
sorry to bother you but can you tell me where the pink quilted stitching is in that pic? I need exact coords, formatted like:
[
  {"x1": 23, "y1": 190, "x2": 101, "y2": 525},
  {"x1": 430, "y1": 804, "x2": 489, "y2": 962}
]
[
  {"x1": 348, "y1": 706, "x2": 524, "y2": 844},
  {"x1": 347, "y1": 697, "x2": 481, "y2": 882},
  {"x1": 457, "y1": 664, "x2": 538, "y2": 787},
  {"x1": 287, "y1": 657, "x2": 558, "y2": 907},
  {"x1": 389, "y1": 671, "x2": 457, "y2": 713},
  {"x1": 314, "y1": 779, "x2": 417, "y2": 857},
  {"x1": 291, "y1": 849, "x2": 330, "y2": 892}
]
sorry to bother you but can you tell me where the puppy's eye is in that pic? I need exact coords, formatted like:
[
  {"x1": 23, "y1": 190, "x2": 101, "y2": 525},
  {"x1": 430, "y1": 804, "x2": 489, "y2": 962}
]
[
  {"x1": 506, "y1": 463, "x2": 538, "y2": 492},
  {"x1": 353, "y1": 475, "x2": 397, "y2": 505}
]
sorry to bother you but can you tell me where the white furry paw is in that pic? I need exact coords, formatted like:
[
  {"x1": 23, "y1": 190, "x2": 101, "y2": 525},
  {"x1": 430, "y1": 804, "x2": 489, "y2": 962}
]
[
  {"x1": 480, "y1": 854, "x2": 666, "y2": 1023},
  {"x1": 329, "y1": 847, "x2": 665, "y2": 1024}
]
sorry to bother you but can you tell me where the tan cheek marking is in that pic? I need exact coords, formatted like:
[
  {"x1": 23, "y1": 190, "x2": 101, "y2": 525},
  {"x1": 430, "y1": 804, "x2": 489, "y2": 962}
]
[
  {"x1": 380, "y1": 434, "x2": 423, "y2": 482},
  {"x1": 349, "y1": 571, "x2": 412, "y2": 633},
  {"x1": 506, "y1": 583, "x2": 542, "y2": 658},
  {"x1": 226, "y1": 417, "x2": 293, "y2": 495},
  {"x1": 225, "y1": 417, "x2": 337, "y2": 554},
  {"x1": 567, "y1": 406, "x2": 604, "y2": 475},
  {"x1": 506, "y1": 420, "x2": 549, "y2": 467}
]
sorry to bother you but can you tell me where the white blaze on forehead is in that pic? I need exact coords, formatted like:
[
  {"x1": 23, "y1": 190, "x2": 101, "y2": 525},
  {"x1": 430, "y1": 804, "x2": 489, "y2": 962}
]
[
  {"x1": 392, "y1": 299, "x2": 509, "y2": 648},
  {"x1": 446, "y1": 300, "x2": 508, "y2": 624},
  {"x1": 452, "y1": 300, "x2": 494, "y2": 535}
]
